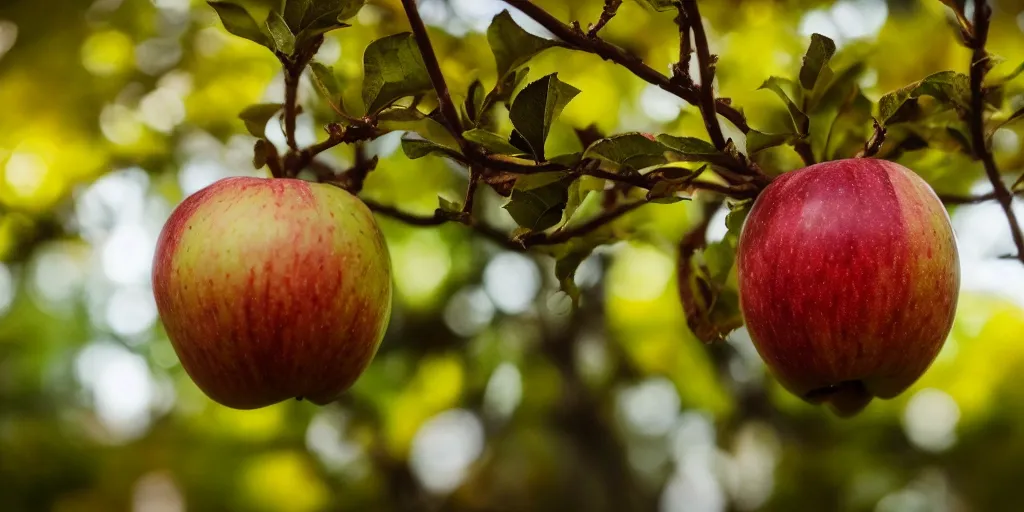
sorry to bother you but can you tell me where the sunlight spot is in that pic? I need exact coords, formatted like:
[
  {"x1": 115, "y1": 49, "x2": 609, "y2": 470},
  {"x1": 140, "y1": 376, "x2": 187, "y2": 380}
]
[
  {"x1": 75, "y1": 341, "x2": 155, "y2": 442},
  {"x1": 902, "y1": 388, "x2": 960, "y2": 453},
  {"x1": 617, "y1": 377, "x2": 681, "y2": 437},
  {"x1": 484, "y1": 252, "x2": 541, "y2": 314},
  {"x1": 106, "y1": 285, "x2": 158, "y2": 337},
  {"x1": 409, "y1": 409, "x2": 485, "y2": 495},
  {"x1": 0, "y1": 263, "x2": 14, "y2": 316},
  {"x1": 132, "y1": 471, "x2": 185, "y2": 512},
  {"x1": 0, "y1": 20, "x2": 18, "y2": 61},
  {"x1": 483, "y1": 363, "x2": 522, "y2": 420},
  {"x1": 443, "y1": 287, "x2": 495, "y2": 337}
]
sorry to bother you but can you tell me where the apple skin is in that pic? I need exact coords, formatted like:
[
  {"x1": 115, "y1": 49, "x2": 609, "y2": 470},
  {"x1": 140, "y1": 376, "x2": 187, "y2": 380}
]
[
  {"x1": 152, "y1": 177, "x2": 392, "y2": 410},
  {"x1": 735, "y1": 159, "x2": 960, "y2": 416}
]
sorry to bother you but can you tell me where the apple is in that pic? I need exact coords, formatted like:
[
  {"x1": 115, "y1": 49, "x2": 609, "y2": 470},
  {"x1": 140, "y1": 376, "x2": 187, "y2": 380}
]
[
  {"x1": 735, "y1": 158, "x2": 960, "y2": 416},
  {"x1": 152, "y1": 177, "x2": 392, "y2": 410}
]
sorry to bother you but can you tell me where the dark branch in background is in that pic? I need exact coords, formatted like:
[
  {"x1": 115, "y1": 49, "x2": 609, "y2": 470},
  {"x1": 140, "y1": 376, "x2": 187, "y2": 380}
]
[
  {"x1": 793, "y1": 140, "x2": 816, "y2": 166},
  {"x1": 277, "y1": 38, "x2": 322, "y2": 153},
  {"x1": 939, "y1": 191, "x2": 997, "y2": 205},
  {"x1": 501, "y1": 0, "x2": 750, "y2": 135},
  {"x1": 360, "y1": 198, "x2": 524, "y2": 251},
  {"x1": 856, "y1": 118, "x2": 886, "y2": 158},
  {"x1": 679, "y1": 0, "x2": 726, "y2": 151},
  {"x1": 676, "y1": 199, "x2": 724, "y2": 342},
  {"x1": 967, "y1": 0, "x2": 1024, "y2": 265}
]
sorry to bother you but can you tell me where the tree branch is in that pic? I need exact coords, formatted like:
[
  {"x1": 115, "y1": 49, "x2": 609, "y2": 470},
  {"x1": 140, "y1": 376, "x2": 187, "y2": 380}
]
[
  {"x1": 400, "y1": 0, "x2": 464, "y2": 142},
  {"x1": 967, "y1": 0, "x2": 1024, "y2": 264},
  {"x1": 671, "y1": 3, "x2": 693, "y2": 84},
  {"x1": 501, "y1": 0, "x2": 749, "y2": 134},
  {"x1": 518, "y1": 199, "x2": 648, "y2": 247},
  {"x1": 360, "y1": 198, "x2": 523, "y2": 250},
  {"x1": 676, "y1": 199, "x2": 726, "y2": 343},
  {"x1": 679, "y1": 0, "x2": 725, "y2": 151},
  {"x1": 856, "y1": 118, "x2": 886, "y2": 158}
]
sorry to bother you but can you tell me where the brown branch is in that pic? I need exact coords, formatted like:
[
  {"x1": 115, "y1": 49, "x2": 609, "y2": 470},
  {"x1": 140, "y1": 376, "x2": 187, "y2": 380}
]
[
  {"x1": 501, "y1": 0, "x2": 749, "y2": 134},
  {"x1": 856, "y1": 118, "x2": 886, "y2": 158},
  {"x1": 586, "y1": 0, "x2": 622, "y2": 38},
  {"x1": 967, "y1": 0, "x2": 1024, "y2": 265},
  {"x1": 519, "y1": 200, "x2": 648, "y2": 247},
  {"x1": 793, "y1": 141, "x2": 816, "y2": 166},
  {"x1": 679, "y1": 0, "x2": 725, "y2": 151},
  {"x1": 676, "y1": 199, "x2": 725, "y2": 343},
  {"x1": 400, "y1": 0, "x2": 464, "y2": 141},
  {"x1": 360, "y1": 198, "x2": 523, "y2": 250},
  {"x1": 671, "y1": 3, "x2": 693, "y2": 84},
  {"x1": 939, "y1": 192, "x2": 997, "y2": 205}
]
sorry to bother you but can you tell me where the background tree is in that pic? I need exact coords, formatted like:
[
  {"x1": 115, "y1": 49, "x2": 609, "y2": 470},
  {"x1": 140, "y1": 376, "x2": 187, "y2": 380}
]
[{"x1": 1, "y1": 0, "x2": 1024, "y2": 511}]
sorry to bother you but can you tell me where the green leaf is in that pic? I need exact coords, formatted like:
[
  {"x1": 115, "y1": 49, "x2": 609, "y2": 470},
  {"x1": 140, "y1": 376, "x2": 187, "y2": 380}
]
[
  {"x1": 503, "y1": 173, "x2": 574, "y2": 231},
  {"x1": 878, "y1": 71, "x2": 970, "y2": 124},
  {"x1": 583, "y1": 133, "x2": 668, "y2": 171},
  {"x1": 703, "y1": 241, "x2": 735, "y2": 285},
  {"x1": 554, "y1": 252, "x2": 587, "y2": 306},
  {"x1": 309, "y1": 62, "x2": 346, "y2": 115},
  {"x1": 438, "y1": 196, "x2": 463, "y2": 213},
  {"x1": 283, "y1": 0, "x2": 311, "y2": 30},
  {"x1": 799, "y1": 33, "x2": 837, "y2": 90},
  {"x1": 725, "y1": 200, "x2": 752, "y2": 236},
  {"x1": 655, "y1": 135, "x2": 731, "y2": 166},
  {"x1": 487, "y1": 10, "x2": 558, "y2": 80},
  {"x1": 509, "y1": 73, "x2": 580, "y2": 161},
  {"x1": 564, "y1": 176, "x2": 604, "y2": 221},
  {"x1": 746, "y1": 129, "x2": 797, "y2": 154},
  {"x1": 463, "y1": 129, "x2": 524, "y2": 155},
  {"x1": 208, "y1": 2, "x2": 269, "y2": 47},
  {"x1": 759, "y1": 76, "x2": 810, "y2": 134},
  {"x1": 239, "y1": 103, "x2": 284, "y2": 137},
  {"x1": 265, "y1": 11, "x2": 295, "y2": 54},
  {"x1": 464, "y1": 80, "x2": 486, "y2": 125},
  {"x1": 292, "y1": 0, "x2": 363, "y2": 43},
  {"x1": 362, "y1": 33, "x2": 432, "y2": 115},
  {"x1": 401, "y1": 136, "x2": 462, "y2": 160}
]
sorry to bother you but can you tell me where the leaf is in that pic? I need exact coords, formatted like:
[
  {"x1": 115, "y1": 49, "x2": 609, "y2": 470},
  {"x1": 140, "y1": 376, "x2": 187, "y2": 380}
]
[
  {"x1": 583, "y1": 133, "x2": 668, "y2": 171},
  {"x1": 799, "y1": 33, "x2": 837, "y2": 90},
  {"x1": 703, "y1": 241, "x2": 735, "y2": 285},
  {"x1": 503, "y1": 173, "x2": 574, "y2": 231},
  {"x1": 239, "y1": 103, "x2": 284, "y2": 137},
  {"x1": 401, "y1": 136, "x2": 462, "y2": 160},
  {"x1": 208, "y1": 2, "x2": 269, "y2": 47},
  {"x1": 554, "y1": 252, "x2": 587, "y2": 305},
  {"x1": 361, "y1": 33, "x2": 432, "y2": 115},
  {"x1": 265, "y1": 11, "x2": 295, "y2": 54},
  {"x1": 509, "y1": 73, "x2": 580, "y2": 161},
  {"x1": 464, "y1": 80, "x2": 486, "y2": 125},
  {"x1": 564, "y1": 176, "x2": 604, "y2": 221},
  {"x1": 463, "y1": 129, "x2": 524, "y2": 155},
  {"x1": 309, "y1": 62, "x2": 346, "y2": 115},
  {"x1": 878, "y1": 71, "x2": 970, "y2": 124},
  {"x1": 283, "y1": 0, "x2": 311, "y2": 29},
  {"x1": 725, "y1": 200, "x2": 752, "y2": 236},
  {"x1": 746, "y1": 129, "x2": 797, "y2": 154},
  {"x1": 487, "y1": 10, "x2": 558, "y2": 80},
  {"x1": 655, "y1": 135, "x2": 719, "y2": 156},
  {"x1": 253, "y1": 139, "x2": 271, "y2": 169},
  {"x1": 294, "y1": 0, "x2": 364, "y2": 43},
  {"x1": 759, "y1": 76, "x2": 809, "y2": 134},
  {"x1": 438, "y1": 196, "x2": 463, "y2": 213}
]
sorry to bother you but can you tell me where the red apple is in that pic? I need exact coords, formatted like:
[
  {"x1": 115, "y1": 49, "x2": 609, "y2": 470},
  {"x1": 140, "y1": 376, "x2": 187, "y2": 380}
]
[
  {"x1": 152, "y1": 177, "x2": 392, "y2": 410},
  {"x1": 736, "y1": 159, "x2": 959, "y2": 416}
]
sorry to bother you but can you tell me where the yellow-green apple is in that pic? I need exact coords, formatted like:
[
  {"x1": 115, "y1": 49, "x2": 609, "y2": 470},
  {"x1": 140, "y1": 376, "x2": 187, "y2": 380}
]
[
  {"x1": 152, "y1": 177, "x2": 392, "y2": 410},
  {"x1": 736, "y1": 159, "x2": 959, "y2": 416}
]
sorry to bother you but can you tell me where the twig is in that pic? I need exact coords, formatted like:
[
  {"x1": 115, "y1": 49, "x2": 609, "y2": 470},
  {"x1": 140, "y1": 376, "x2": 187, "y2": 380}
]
[
  {"x1": 939, "y1": 192, "x2": 997, "y2": 205},
  {"x1": 360, "y1": 198, "x2": 522, "y2": 250},
  {"x1": 518, "y1": 199, "x2": 648, "y2": 247},
  {"x1": 967, "y1": 0, "x2": 1024, "y2": 264},
  {"x1": 400, "y1": 0, "x2": 464, "y2": 142},
  {"x1": 856, "y1": 118, "x2": 886, "y2": 158},
  {"x1": 671, "y1": 3, "x2": 693, "y2": 84},
  {"x1": 586, "y1": 0, "x2": 622, "y2": 38},
  {"x1": 501, "y1": 0, "x2": 749, "y2": 134},
  {"x1": 793, "y1": 141, "x2": 816, "y2": 166},
  {"x1": 679, "y1": 1, "x2": 725, "y2": 151}
]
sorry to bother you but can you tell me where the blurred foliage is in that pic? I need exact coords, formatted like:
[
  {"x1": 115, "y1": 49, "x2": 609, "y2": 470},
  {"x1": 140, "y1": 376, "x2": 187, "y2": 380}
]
[{"x1": 1, "y1": 0, "x2": 1024, "y2": 511}]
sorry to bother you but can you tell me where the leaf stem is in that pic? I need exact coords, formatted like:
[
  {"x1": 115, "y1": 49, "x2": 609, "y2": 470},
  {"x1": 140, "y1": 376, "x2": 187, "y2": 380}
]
[{"x1": 399, "y1": 0, "x2": 464, "y2": 142}]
